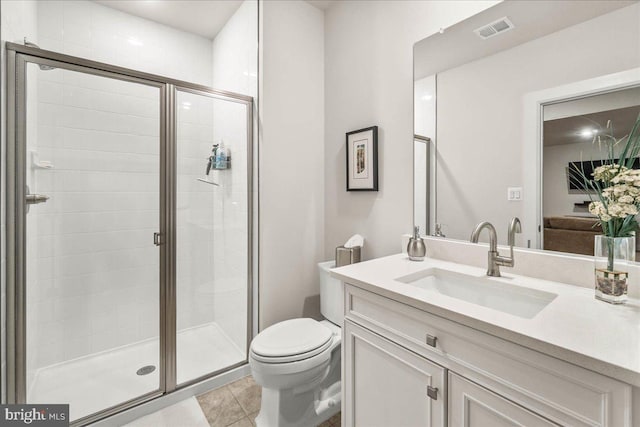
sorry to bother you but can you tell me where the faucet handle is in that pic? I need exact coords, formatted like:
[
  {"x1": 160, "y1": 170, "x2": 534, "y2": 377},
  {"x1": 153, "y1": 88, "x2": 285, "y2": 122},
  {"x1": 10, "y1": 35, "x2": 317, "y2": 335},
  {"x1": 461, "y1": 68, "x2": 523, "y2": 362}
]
[{"x1": 508, "y1": 217, "x2": 522, "y2": 247}]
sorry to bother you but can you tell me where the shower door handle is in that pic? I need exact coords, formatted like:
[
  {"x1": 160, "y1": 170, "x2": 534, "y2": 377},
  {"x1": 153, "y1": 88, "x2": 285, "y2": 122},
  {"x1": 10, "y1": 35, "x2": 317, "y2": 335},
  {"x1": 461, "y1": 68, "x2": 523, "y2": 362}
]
[{"x1": 153, "y1": 232, "x2": 162, "y2": 246}]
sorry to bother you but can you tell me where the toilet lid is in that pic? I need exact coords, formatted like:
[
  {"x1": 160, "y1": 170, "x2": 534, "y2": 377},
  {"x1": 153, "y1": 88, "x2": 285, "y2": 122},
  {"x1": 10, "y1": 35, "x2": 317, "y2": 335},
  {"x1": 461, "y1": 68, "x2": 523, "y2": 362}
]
[{"x1": 251, "y1": 318, "x2": 333, "y2": 359}]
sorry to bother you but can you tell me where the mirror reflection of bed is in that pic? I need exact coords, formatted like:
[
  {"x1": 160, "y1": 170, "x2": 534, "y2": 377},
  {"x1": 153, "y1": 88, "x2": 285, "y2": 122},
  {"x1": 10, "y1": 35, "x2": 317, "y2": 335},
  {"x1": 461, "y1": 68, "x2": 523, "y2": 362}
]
[{"x1": 542, "y1": 88, "x2": 640, "y2": 256}]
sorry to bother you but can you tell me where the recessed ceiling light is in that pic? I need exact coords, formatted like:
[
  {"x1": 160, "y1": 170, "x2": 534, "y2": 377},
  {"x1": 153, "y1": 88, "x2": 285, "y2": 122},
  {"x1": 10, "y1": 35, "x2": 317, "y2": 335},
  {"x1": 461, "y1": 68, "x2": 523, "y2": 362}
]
[{"x1": 580, "y1": 128, "x2": 597, "y2": 138}]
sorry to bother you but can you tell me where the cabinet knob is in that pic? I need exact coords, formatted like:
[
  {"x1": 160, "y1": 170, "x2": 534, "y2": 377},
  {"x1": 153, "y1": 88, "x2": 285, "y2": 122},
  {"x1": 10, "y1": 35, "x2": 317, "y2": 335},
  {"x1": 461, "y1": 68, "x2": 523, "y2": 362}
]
[
  {"x1": 427, "y1": 385, "x2": 438, "y2": 400},
  {"x1": 426, "y1": 334, "x2": 437, "y2": 347}
]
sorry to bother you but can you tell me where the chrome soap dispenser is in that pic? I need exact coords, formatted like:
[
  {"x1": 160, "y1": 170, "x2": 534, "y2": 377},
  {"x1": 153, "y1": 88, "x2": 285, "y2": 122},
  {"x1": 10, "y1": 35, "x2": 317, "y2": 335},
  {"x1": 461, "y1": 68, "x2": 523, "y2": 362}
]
[{"x1": 407, "y1": 226, "x2": 426, "y2": 261}]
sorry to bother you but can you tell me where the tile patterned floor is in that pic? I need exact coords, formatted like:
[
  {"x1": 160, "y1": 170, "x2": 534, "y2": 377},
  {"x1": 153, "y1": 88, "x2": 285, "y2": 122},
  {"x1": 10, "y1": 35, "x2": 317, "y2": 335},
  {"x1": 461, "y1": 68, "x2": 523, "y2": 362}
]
[
  {"x1": 196, "y1": 376, "x2": 341, "y2": 427},
  {"x1": 317, "y1": 412, "x2": 341, "y2": 427}
]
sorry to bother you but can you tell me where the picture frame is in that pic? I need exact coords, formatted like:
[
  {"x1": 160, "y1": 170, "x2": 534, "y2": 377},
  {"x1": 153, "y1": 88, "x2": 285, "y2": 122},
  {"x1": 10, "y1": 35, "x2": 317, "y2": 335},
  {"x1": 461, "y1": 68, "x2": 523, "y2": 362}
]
[{"x1": 346, "y1": 126, "x2": 378, "y2": 191}]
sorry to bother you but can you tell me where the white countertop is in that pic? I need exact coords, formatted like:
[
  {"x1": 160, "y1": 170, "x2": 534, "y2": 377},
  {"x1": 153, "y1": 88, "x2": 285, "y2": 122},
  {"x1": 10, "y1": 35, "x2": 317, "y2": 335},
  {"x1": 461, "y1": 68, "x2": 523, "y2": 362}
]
[{"x1": 331, "y1": 254, "x2": 640, "y2": 387}]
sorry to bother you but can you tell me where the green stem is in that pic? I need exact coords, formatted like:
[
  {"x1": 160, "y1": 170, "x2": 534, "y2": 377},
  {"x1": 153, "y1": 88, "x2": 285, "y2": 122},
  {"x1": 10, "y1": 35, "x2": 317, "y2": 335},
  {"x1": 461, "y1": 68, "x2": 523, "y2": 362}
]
[{"x1": 607, "y1": 237, "x2": 615, "y2": 272}]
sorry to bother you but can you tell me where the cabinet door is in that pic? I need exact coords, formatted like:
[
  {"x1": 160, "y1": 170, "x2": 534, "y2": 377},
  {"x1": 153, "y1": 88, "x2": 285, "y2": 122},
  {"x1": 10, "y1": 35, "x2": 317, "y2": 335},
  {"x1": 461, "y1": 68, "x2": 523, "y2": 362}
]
[
  {"x1": 343, "y1": 321, "x2": 446, "y2": 427},
  {"x1": 448, "y1": 373, "x2": 557, "y2": 427}
]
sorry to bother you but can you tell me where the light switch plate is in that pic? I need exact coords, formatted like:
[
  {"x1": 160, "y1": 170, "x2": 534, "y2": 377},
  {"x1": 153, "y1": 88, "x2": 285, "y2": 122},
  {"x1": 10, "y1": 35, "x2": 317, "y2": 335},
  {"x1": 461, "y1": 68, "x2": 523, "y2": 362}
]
[{"x1": 507, "y1": 187, "x2": 522, "y2": 201}]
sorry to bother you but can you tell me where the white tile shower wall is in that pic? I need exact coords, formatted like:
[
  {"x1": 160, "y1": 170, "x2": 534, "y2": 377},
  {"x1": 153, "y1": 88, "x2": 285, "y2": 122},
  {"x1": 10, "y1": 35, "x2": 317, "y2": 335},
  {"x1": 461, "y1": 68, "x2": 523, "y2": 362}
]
[
  {"x1": 174, "y1": 96, "x2": 250, "y2": 364},
  {"x1": 0, "y1": 0, "x2": 39, "y2": 401},
  {"x1": 210, "y1": 101, "x2": 249, "y2": 353},
  {"x1": 24, "y1": 0, "x2": 214, "y2": 379},
  {"x1": 29, "y1": 69, "x2": 162, "y2": 381},
  {"x1": 211, "y1": 0, "x2": 258, "y2": 97},
  {"x1": 37, "y1": 1, "x2": 213, "y2": 86},
  {"x1": 176, "y1": 91, "x2": 216, "y2": 332},
  {"x1": 210, "y1": 0, "x2": 256, "y2": 351}
]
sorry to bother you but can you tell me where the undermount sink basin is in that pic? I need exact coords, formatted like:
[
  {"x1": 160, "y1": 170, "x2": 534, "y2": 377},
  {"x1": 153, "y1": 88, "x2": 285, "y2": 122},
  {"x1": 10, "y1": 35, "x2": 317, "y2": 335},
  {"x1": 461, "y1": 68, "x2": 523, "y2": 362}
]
[{"x1": 396, "y1": 268, "x2": 557, "y2": 319}]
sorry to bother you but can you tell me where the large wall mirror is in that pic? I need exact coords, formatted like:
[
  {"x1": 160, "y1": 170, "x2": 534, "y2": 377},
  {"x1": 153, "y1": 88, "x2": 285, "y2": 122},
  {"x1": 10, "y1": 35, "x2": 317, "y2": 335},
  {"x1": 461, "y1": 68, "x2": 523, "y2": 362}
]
[{"x1": 414, "y1": 0, "x2": 640, "y2": 255}]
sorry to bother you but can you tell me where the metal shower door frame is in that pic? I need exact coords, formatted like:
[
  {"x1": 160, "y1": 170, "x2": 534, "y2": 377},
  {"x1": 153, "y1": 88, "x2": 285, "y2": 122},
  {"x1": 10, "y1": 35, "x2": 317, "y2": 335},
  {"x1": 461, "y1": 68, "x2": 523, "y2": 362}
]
[{"x1": 5, "y1": 42, "x2": 254, "y2": 426}]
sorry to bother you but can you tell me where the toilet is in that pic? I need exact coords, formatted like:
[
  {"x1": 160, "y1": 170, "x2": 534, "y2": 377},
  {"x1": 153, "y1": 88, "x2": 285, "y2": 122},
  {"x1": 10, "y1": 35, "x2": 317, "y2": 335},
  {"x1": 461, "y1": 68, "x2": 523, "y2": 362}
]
[{"x1": 249, "y1": 261, "x2": 343, "y2": 427}]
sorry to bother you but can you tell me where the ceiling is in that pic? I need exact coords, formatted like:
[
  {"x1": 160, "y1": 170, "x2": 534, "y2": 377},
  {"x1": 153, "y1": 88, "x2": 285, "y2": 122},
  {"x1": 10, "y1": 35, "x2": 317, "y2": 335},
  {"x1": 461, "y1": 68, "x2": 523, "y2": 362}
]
[
  {"x1": 94, "y1": 0, "x2": 243, "y2": 40},
  {"x1": 544, "y1": 106, "x2": 640, "y2": 147},
  {"x1": 414, "y1": 0, "x2": 636, "y2": 80}
]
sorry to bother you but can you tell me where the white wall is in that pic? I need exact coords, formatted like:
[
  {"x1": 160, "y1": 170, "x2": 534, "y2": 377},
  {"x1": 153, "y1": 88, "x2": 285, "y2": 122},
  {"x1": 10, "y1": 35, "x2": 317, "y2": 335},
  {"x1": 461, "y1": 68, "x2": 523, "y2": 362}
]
[
  {"x1": 323, "y1": 1, "x2": 499, "y2": 261},
  {"x1": 259, "y1": 0, "x2": 325, "y2": 329},
  {"x1": 543, "y1": 141, "x2": 606, "y2": 217},
  {"x1": 212, "y1": 0, "x2": 257, "y2": 97},
  {"x1": 435, "y1": 3, "x2": 640, "y2": 244},
  {"x1": 543, "y1": 87, "x2": 640, "y2": 121},
  {"x1": 414, "y1": 76, "x2": 436, "y2": 139}
]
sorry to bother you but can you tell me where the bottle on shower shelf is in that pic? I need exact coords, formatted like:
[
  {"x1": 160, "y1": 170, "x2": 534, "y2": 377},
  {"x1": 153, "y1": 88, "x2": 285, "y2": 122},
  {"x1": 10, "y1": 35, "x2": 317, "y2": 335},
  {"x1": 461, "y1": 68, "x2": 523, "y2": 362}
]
[{"x1": 215, "y1": 140, "x2": 229, "y2": 169}]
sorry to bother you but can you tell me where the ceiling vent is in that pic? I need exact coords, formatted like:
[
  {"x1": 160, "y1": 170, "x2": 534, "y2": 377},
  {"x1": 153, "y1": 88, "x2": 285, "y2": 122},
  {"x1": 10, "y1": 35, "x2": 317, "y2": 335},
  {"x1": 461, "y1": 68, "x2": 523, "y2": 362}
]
[{"x1": 474, "y1": 17, "x2": 515, "y2": 40}]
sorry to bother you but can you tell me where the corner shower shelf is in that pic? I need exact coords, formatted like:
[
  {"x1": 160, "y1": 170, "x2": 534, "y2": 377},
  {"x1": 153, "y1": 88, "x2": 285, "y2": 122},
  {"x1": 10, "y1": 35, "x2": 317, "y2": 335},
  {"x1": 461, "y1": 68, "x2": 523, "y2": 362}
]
[{"x1": 197, "y1": 178, "x2": 220, "y2": 186}]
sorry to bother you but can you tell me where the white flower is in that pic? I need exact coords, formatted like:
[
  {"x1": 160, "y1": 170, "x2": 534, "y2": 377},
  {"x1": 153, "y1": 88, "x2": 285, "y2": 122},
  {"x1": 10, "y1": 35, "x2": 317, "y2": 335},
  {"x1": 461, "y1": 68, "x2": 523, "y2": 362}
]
[
  {"x1": 593, "y1": 164, "x2": 627, "y2": 182},
  {"x1": 611, "y1": 169, "x2": 640, "y2": 187},
  {"x1": 619, "y1": 195, "x2": 634, "y2": 204},
  {"x1": 590, "y1": 166, "x2": 640, "y2": 226},
  {"x1": 589, "y1": 201, "x2": 612, "y2": 222}
]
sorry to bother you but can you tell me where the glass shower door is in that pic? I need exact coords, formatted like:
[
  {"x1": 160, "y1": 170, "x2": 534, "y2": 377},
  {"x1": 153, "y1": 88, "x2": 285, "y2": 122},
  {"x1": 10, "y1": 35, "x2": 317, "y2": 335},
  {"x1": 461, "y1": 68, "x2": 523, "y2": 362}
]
[
  {"x1": 20, "y1": 59, "x2": 163, "y2": 422},
  {"x1": 175, "y1": 88, "x2": 251, "y2": 385},
  {"x1": 9, "y1": 44, "x2": 254, "y2": 424}
]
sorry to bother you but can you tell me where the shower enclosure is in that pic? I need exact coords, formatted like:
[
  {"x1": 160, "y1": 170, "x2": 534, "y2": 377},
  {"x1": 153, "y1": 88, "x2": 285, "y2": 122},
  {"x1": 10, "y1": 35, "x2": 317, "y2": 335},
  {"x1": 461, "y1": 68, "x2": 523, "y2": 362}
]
[{"x1": 6, "y1": 42, "x2": 254, "y2": 424}]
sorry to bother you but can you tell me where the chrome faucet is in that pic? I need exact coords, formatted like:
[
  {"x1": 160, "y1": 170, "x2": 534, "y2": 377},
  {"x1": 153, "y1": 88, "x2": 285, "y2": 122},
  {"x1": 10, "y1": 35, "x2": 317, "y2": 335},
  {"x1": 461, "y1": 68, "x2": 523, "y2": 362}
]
[{"x1": 470, "y1": 218, "x2": 522, "y2": 277}]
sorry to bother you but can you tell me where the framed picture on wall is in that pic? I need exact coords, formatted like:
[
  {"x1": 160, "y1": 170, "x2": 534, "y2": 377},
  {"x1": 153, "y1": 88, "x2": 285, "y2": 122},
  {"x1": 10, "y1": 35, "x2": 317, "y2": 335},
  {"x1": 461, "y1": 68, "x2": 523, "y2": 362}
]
[{"x1": 346, "y1": 126, "x2": 378, "y2": 191}]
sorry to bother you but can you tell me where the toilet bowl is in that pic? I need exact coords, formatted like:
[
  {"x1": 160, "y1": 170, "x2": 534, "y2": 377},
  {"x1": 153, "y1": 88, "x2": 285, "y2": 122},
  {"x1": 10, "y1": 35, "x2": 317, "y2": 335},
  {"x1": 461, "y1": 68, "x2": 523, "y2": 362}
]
[{"x1": 249, "y1": 261, "x2": 343, "y2": 427}]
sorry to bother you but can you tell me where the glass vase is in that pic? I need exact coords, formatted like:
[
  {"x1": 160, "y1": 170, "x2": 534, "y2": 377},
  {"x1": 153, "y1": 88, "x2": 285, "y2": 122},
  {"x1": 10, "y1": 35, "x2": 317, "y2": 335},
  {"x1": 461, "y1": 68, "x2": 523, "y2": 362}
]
[{"x1": 594, "y1": 235, "x2": 634, "y2": 304}]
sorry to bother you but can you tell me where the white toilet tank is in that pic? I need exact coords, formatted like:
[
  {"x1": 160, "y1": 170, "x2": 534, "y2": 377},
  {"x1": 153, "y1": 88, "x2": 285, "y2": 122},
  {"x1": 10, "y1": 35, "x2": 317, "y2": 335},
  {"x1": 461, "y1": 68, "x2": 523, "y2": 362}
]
[{"x1": 318, "y1": 261, "x2": 344, "y2": 326}]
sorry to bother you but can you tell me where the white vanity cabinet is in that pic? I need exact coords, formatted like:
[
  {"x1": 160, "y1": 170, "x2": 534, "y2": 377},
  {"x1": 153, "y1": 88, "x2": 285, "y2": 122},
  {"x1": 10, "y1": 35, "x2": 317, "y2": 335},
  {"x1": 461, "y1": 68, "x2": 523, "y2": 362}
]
[
  {"x1": 448, "y1": 373, "x2": 556, "y2": 427},
  {"x1": 342, "y1": 283, "x2": 633, "y2": 427},
  {"x1": 343, "y1": 320, "x2": 446, "y2": 427}
]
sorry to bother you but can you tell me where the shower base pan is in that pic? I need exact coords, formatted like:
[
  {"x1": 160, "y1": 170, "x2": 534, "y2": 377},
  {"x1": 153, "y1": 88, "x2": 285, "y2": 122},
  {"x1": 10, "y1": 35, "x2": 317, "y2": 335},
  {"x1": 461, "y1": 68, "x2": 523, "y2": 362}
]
[{"x1": 27, "y1": 322, "x2": 245, "y2": 422}]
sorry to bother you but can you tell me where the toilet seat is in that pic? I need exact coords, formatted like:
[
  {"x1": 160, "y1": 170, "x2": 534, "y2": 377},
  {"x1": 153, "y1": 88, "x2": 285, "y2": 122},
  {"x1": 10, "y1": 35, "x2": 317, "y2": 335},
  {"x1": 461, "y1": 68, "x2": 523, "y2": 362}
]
[{"x1": 250, "y1": 318, "x2": 334, "y2": 364}]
